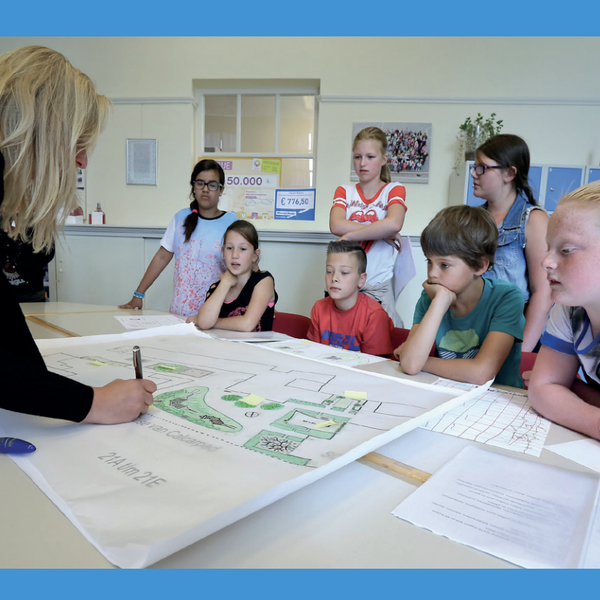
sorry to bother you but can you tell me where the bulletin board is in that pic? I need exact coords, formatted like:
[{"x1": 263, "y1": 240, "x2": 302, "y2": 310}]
[{"x1": 200, "y1": 157, "x2": 281, "y2": 220}]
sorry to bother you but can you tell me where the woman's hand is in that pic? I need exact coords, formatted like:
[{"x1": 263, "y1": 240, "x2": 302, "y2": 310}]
[{"x1": 85, "y1": 378, "x2": 157, "y2": 424}]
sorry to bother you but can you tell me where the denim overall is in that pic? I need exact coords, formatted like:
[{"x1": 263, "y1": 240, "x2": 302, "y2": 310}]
[{"x1": 483, "y1": 193, "x2": 540, "y2": 303}]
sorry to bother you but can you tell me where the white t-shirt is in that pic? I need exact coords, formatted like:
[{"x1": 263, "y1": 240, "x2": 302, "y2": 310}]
[{"x1": 332, "y1": 182, "x2": 407, "y2": 285}]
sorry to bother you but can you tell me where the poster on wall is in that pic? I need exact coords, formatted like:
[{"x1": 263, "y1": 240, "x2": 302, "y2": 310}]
[
  {"x1": 351, "y1": 122, "x2": 431, "y2": 184},
  {"x1": 201, "y1": 157, "x2": 281, "y2": 220},
  {"x1": 274, "y1": 188, "x2": 316, "y2": 221}
]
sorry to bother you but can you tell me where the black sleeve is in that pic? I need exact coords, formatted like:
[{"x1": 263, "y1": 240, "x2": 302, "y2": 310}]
[
  {"x1": 205, "y1": 280, "x2": 220, "y2": 300},
  {"x1": 1, "y1": 274, "x2": 93, "y2": 422}
]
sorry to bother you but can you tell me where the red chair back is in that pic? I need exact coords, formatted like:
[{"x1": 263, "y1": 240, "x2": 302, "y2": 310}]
[
  {"x1": 273, "y1": 312, "x2": 311, "y2": 339},
  {"x1": 520, "y1": 351, "x2": 538, "y2": 389},
  {"x1": 390, "y1": 327, "x2": 435, "y2": 360}
]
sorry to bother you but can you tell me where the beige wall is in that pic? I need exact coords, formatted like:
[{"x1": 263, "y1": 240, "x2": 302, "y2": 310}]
[{"x1": 1, "y1": 37, "x2": 599, "y2": 234}]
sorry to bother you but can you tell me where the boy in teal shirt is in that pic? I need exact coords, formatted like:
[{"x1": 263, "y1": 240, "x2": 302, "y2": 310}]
[{"x1": 394, "y1": 205, "x2": 524, "y2": 388}]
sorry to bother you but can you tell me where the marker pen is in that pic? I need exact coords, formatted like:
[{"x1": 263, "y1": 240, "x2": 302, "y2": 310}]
[
  {"x1": 0, "y1": 437, "x2": 36, "y2": 454},
  {"x1": 133, "y1": 345, "x2": 143, "y2": 379}
]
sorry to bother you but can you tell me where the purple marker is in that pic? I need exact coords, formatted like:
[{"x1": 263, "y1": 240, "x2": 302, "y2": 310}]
[{"x1": 0, "y1": 437, "x2": 36, "y2": 454}]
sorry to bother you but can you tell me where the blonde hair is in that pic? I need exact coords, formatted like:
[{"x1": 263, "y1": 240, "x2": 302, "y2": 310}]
[
  {"x1": 0, "y1": 46, "x2": 110, "y2": 252},
  {"x1": 556, "y1": 180, "x2": 600, "y2": 213},
  {"x1": 352, "y1": 126, "x2": 391, "y2": 183}
]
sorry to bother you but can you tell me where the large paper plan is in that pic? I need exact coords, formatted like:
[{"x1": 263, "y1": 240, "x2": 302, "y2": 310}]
[{"x1": 1, "y1": 324, "x2": 484, "y2": 568}]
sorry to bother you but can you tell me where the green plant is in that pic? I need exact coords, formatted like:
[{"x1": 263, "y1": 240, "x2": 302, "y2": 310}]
[{"x1": 454, "y1": 112, "x2": 504, "y2": 174}]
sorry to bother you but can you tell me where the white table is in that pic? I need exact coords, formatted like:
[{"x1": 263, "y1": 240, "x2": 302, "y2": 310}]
[{"x1": 1, "y1": 305, "x2": 593, "y2": 568}]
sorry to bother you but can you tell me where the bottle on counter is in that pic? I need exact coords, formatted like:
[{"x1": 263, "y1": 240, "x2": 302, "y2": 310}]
[{"x1": 89, "y1": 203, "x2": 106, "y2": 225}]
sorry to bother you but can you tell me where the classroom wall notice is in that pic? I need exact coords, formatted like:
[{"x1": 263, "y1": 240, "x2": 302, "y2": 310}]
[{"x1": 205, "y1": 157, "x2": 281, "y2": 220}]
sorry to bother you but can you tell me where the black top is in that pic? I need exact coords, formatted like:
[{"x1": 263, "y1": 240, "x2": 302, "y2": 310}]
[
  {"x1": 1, "y1": 229, "x2": 55, "y2": 301},
  {"x1": 0, "y1": 151, "x2": 93, "y2": 421},
  {"x1": 206, "y1": 270, "x2": 277, "y2": 331}
]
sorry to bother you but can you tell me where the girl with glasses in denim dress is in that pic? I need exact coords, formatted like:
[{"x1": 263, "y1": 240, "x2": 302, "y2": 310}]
[{"x1": 471, "y1": 134, "x2": 551, "y2": 352}]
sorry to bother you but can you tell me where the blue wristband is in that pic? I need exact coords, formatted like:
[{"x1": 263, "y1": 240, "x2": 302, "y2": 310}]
[{"x1": 133, "y1": 290, "x2": 145, "y2": 299}]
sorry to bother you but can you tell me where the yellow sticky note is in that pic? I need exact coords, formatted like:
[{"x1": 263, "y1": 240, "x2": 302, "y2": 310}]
[
  {"x1": 315, "y1": 420, "x2": 338, "y2": 429},
  {"x1": 89, "y1": 360, "x2": 106, "y2": 367},
  {"x1": 243, "y1": 394, "x2": 265, "y2": 407},
  {"x1": 260, "y1": 159, "x2": 281, "y2": 174},
  {"x1": 344, "y1": 391, "x2": 367, "y2": 400}
]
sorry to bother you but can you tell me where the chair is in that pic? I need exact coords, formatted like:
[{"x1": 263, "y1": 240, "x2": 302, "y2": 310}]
[
  {"x1": 272, "y1": 311, "x2": 311, "y2": 339},
  {"x1": 390, "y1": 327, "x2": 435, "y2": 360},
  {"x1": 520, "y1": 351, "x2": 538, "y2": 389}
]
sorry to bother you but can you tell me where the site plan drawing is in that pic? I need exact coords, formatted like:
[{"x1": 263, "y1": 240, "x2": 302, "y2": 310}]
[
  {"x1": 420, "y1": 386, "x2": 551, "y2": 456},
  {"x1": 1, "y1": 324, "x2": 486, "y2": 568}
]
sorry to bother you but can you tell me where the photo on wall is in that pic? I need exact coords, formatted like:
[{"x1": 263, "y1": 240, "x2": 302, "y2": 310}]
[{"x1": 351, "y1": 122, "x2": 431, "y2": 184}]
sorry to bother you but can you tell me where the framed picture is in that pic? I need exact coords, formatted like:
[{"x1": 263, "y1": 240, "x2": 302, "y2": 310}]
[{"x1": 351, "y1": 122, "x2": 431, "y2": 184}]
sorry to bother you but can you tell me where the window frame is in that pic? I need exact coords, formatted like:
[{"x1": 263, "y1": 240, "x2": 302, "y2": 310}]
[{"x1": 195, "y1": 87, "x2": 318, "y2": 186}]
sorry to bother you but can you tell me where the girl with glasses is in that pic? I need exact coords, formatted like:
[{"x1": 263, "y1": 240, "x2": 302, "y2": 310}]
[
  {"x1": 472, "y1": 134, "x2": 551, "y2": 352},
  {"x1": 120, "y1": 159, "x2": 237, "y2": 316}
]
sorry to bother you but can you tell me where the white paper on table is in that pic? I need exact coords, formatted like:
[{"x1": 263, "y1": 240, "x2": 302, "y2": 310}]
[
  {"x1": 260, "y1": 339, "x2": 387, "y2": 367},
  {"x1": 546, "y1": 438, "x2": 600, "y2": 473},
  {"x1": 420, "y1": 386, "x2": 551, "y2": 457},
  {"x1": 393, "y1": 445, "x2": 600, "y2": 568},
  {"x1": 5, "y1": 327, "x2": 492, "y2": 568},
  {"x1": 114, "y1": 315, "x2": 186, "y2": 330},
  {"x1": 393, "y1": 236, "x2": 417, "y2": 300},
  {"x1": 203, "y1": 329, "x2": 292, "y2": 342}
]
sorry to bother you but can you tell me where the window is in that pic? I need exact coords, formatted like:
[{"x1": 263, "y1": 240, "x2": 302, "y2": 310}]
[{"x1": 196, "y1": 83, "x2": 318, "y2": 188}]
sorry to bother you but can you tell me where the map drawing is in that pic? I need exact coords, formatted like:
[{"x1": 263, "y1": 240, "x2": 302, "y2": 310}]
[
  {"x1": 420, "y1": 387, "x2": 551, "y2": 456},
  {"x1": 2, "y1": 325, "x2": 484, "y2": 568}
]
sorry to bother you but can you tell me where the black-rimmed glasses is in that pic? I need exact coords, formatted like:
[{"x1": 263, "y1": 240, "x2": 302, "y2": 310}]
[
  {"x1": 470, "y1": 164, "x2": 503, "y2": 176},
  {"x1": 194, "y1": 179, "x2": 223, "y2": 191}
]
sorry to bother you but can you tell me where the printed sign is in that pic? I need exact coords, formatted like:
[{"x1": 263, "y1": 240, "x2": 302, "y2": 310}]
[
  {"x1": 200, "y1": 157, "x2": 282, "y2": 220},
  {"x1": 274, "y1": 188, "x2": 316, "y2": 221}
]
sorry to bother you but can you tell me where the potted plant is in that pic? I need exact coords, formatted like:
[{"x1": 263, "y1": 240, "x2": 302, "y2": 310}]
[{"x1": 454, "y1": 112, "x2": 503, "y2": 174}]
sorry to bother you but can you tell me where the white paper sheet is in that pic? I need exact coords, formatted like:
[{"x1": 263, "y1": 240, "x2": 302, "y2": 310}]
[
  {"x1": 3, "y1": 325, "x2": 488, "y2": 568},
  {"x1": 203, "y1": 329, "x2": 292, "y2": 342},
  {"x1": 547, "y1": 439, "x2": 600, "y2": 473},
  {"x1": 392, "y1": 446, "x2": 600, "y2": 569},
  {"x1": 420, "y1": 386, "x2": 551, "y2": 456},
  {"x1": 260, "y1": 339, "x2": 387, "y2": 367},
  {"x1": 393, "y1": 236, "x2": 417, "y2": 300},
  {"x1": 114, "y1": 315, "x2": 186, "y2": 329}
]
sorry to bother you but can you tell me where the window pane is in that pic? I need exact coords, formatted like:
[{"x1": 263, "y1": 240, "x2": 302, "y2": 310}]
[
  {"x1": 279, "y1": 96, "x2": 314, "y2": 154},
  {"x1": 204, "y1": 95, "x2": 237, "y2": 153},
  {"x1": 241, "y1": 96, "x2": 275, "y2": 153},
  {"x1": 281, "y1": 158, "x2": 313, "y2": 188}
]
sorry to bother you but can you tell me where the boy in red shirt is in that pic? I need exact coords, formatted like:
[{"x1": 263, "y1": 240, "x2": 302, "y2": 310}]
[{"x1": 307, "y1": 240, "x2": 394, "y2": 356}]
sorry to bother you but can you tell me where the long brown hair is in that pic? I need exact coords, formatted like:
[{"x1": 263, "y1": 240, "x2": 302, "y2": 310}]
[{"x1": 477, "y1": 134, "x2": 537, "y2": 205}]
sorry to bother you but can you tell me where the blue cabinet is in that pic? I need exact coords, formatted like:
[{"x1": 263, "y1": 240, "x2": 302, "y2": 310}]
[
  {"x1": 544, "y1": 167, "x2": 584, "y2": 213},
  {"x1": 585, "y1": 166, "x2": 600, "y2": 184}
]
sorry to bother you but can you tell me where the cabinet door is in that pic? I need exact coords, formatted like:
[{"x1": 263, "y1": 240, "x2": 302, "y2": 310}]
[
  {"x1": 544, "y1": 167, "x2": 584, "y2": 213},
  {"x1": 529, "y1": 166, "x2": 543, "y2": 201},
  {"x1": 586, "y1": 166, "x2": 600, "y2": 184}
]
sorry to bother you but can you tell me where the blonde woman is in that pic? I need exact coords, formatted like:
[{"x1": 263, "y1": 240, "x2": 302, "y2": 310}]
[{"x1": 0, "y1": 46, "x2": 156, "y2": 423}]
